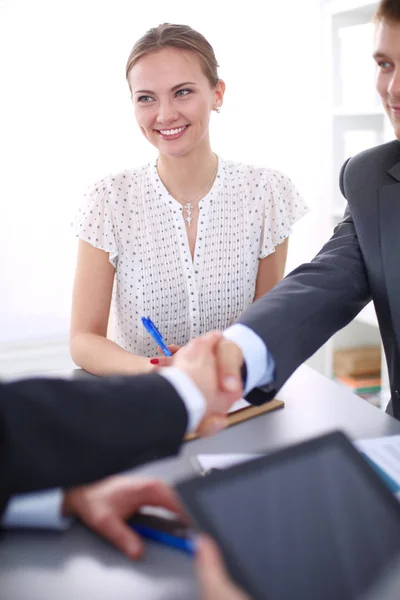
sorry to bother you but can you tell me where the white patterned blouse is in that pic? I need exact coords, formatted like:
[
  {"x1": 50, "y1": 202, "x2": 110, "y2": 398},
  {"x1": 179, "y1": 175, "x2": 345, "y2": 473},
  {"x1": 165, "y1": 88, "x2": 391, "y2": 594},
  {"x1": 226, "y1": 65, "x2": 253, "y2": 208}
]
[{"x1": 72, "y1": 156, "x2": 308, "y2": 357}]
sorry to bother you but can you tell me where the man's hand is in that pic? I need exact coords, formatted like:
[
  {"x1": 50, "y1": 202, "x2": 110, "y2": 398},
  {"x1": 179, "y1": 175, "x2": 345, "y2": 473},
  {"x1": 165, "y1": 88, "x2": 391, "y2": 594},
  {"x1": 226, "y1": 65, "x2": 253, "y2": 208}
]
[
  {"x1": 196, "y1": 534, "x2": 252, "y2": 600},
  {"x1": 153, "y1": 333, "x2": 244, "y2": 435},
  {"x1": 214, "y1": 337, "x2": 244, "y2": 395},
  {"x1": 62, "y1": 476, "x2": 185, "y2": 560},
  {"x1": 173, "y1": 332, "x2": 243, "y2": 435},
  {"x1": 155, "y1": 336, "x2": 244, "y2": 395}
]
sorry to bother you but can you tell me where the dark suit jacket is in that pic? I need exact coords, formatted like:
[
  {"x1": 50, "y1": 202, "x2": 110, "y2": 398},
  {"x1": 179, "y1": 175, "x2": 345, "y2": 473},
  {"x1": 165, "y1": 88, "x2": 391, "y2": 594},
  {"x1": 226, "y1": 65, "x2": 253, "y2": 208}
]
[
  {"x1": 238, "y1": 140, "x2": 400, "y2": 418},
  {"x1": 0, "y1": 373, "x2": 188, "y2": 515}
]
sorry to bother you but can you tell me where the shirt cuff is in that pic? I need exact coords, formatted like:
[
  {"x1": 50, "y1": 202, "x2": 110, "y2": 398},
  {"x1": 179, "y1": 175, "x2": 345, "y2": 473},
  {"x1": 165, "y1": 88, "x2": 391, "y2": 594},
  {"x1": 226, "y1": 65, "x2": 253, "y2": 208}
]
[
  {"x1": 159, "y1": 367, "x2": 206, "y2": 433},
  {"x1": 223, "y1": 323, "x2": 275, "y2": 395},
  {"x1": 2, "y1": 489, "x2": 73, "y2": 530}
]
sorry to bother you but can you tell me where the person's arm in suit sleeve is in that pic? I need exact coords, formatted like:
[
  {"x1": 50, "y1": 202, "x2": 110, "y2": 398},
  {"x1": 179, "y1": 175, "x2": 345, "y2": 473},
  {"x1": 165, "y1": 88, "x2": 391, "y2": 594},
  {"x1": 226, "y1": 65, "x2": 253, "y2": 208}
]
[
  {"x1": 0, "y1": 369, "x2": 208, "y2": 498},
  {"x1": 0, "y1": 368, "x2": 206, "y2": 528},
  {"x1": 223, "y1": 324, "x2": 275, "y2": 396},
  {"x1": 2, "y1": 489, "x2": 72, "y2": 529},
  {"x1": 223, "y1": 159, "x2": 371, "y2": 400}
]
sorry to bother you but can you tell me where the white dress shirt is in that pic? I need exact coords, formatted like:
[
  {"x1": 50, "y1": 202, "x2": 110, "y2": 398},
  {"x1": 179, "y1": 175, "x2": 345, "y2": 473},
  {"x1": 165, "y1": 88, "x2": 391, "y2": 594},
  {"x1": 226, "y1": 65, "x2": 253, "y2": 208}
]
[{"x1": 2, "y1": 327, "x2": 273, "y2": 529}]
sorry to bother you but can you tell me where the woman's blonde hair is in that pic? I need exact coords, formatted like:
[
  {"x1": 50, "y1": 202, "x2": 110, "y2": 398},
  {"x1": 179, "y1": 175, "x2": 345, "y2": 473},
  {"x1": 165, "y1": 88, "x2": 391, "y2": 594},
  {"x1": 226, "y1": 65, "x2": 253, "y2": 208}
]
[{"x1": 125, "y1": 23, "x2": 219, "y2": 88}]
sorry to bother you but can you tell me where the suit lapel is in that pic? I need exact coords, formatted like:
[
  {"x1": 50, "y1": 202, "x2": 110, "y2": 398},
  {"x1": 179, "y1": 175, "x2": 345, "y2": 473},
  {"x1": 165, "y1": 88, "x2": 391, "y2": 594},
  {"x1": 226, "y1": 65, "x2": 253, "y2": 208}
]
[
  {"x1": 379, "y1": 160, "x2": 400, "y2": 348},
  {"x1": 388, "y1": 160, "x2": 400, "y2": 182}
]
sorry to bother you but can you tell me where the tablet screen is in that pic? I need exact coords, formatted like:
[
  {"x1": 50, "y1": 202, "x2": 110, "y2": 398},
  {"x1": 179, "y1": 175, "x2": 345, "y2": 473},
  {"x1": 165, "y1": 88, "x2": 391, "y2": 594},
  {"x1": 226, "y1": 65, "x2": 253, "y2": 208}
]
[{"x1": 179, "y1": 433, "x2": 400, "y2": 600}]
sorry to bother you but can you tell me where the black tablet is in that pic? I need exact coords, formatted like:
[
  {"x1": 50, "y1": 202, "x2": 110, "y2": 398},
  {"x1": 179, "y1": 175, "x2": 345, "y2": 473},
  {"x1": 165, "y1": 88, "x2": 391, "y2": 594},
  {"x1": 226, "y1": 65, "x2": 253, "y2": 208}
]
[{"x1": 176, "y1": 431, "x2": 400, "y2": 600}]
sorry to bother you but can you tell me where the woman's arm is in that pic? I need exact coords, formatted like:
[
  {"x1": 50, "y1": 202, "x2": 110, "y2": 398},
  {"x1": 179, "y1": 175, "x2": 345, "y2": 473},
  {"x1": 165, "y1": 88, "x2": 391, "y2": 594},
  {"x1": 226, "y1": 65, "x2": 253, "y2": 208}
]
[
  {"x1": 70, "y1": 240, "x2": 152, "y2": 375},
  {"x1": 253, "y1": 239, "x2": 288, "y2": 301}
]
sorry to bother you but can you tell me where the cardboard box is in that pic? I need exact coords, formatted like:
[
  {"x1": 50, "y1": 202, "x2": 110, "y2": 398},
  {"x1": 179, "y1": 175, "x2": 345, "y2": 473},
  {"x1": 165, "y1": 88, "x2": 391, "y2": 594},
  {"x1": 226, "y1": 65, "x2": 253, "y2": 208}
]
[
  {"x1": 335, "y1": 374, "x2": 381, "y2": 395},
  {"x1": 333, "y1": 346, "x2": 381, "y2": 378}
]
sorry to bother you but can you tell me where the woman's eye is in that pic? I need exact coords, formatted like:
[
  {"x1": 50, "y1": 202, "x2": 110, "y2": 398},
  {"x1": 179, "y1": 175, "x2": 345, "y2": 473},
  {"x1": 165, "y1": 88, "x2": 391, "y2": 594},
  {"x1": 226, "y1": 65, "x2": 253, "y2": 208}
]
[
  {"x1": 137, "y1": 95, "x2": 154, "y2": 103},
  {"x1": 175, "y1": 88, "x2": 192, "y2": 97},
  {"x1": 377, "y1": 60, "x2": 392, "y2": 70}
]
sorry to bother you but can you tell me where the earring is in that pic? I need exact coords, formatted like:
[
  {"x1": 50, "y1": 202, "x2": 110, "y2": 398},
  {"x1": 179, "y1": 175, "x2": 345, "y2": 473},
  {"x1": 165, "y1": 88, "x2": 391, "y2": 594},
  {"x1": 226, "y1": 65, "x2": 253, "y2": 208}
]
[{"x1": 215, "y1": 105, "x2": 221, "y2": 113}]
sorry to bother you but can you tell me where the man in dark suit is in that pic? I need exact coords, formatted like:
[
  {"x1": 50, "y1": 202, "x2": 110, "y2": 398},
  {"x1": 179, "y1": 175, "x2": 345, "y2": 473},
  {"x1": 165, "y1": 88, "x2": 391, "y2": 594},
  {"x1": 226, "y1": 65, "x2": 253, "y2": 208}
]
[
  {"x1": 0, "y1": 333, "x2": 243, "y2": 558},
  {"x1": 197, "y1": 1, "x2": 400, "y2": 579},
  {"x1": 193, "y1": 3, "x2": 400, "y2": 593},
  {"x1": 155, "y1": 1, "x2": 400, "y2": 597},
  {"x1": 208, "y1": 0, "x2": 400, "y2": 422}
]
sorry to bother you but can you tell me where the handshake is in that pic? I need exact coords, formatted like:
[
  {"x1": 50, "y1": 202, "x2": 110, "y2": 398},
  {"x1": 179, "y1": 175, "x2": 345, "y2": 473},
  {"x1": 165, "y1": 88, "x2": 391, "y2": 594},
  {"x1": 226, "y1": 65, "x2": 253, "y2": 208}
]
[{"x1": 154, "y1": 332, "x2": 245, "y2": 437}]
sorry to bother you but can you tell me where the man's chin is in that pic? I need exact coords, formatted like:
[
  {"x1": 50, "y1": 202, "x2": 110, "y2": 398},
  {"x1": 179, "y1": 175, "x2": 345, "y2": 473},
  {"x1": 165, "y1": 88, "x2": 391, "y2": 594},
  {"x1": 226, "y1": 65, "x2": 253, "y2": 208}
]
[{"x1": 388, "y1": 118, "x2": 400, "y2": 141}]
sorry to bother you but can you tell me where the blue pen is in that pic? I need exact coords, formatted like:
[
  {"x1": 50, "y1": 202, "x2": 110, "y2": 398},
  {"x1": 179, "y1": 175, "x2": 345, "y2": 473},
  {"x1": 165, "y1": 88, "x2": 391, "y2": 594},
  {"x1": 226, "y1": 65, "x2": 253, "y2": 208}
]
[
  {"x1": 130, "y1": 523, "x2": 195, "y2": 556},
  {"x1": 141, "y1": 316, "x2": 173, "y2": 356}
]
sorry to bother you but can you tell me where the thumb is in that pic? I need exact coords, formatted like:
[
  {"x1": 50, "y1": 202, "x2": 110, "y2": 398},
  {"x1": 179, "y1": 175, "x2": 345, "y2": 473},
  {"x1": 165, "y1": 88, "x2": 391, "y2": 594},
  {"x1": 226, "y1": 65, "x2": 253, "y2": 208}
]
[
  {"x1": 196, "y1": 414, "x2": 228, "y2": 437},
  {"x1": 216, "y1": 339, "x2": 243, "y2": 394},
  {"x1": 196, "y1": 534, "x2": 230, "y2": 589},
  {"x1": 195, "y1": 535, "x2": 249, "y2": 600},
  {"x1": 90, "y1": 511, "x2": 144, "y2": 560},
  {"x1": 157, "y1": 344, "x2": 180, "y2": 355},
  {"x1": 168, "y1": 344, "x2": 180, "y2": 354}
]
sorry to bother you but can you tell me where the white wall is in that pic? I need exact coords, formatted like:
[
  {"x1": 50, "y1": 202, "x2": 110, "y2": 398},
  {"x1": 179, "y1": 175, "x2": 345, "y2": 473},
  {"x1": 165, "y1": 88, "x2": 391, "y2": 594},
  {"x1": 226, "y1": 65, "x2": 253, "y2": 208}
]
[{"x1": 1, "y1": 0, "x2": 326, "y2": 371}]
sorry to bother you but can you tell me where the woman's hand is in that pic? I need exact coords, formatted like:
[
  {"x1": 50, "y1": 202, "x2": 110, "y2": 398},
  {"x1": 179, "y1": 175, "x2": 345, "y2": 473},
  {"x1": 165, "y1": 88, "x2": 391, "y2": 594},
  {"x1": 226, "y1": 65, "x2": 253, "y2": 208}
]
[
  {"x1": 149, "y1": 344, "x2": 180, "y2": 368},
  {"x1": 165, "y1": 344, "x2": 180, "y2": 355}
]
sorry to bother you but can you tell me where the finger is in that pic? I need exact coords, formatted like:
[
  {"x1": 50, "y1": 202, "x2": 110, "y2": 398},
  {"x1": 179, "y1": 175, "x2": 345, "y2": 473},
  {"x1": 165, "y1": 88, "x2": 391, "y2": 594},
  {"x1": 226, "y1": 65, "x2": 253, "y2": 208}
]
[
  {"x1": 91, "y1": 510, "x2": 144, "y2": 560},
  {"x1": 196, "y1": 414, "x2": 228, "y2": 437},
  {"x1": 137, "y1": 480, "x2": 187, "y2": 519},
  {"x1": 195, "y1": 535, "x2": 233, "y2": 597},
  {"x1": 157, "y1": 344, "x2": 179, "y2": 355},
  {"x1": 187, "y1": 331, "x2": 222, "y2": 358},
  {"x1": 150, "y1": 356, "x2": 174, "y2": 367},
  {"x1": 167, "y1": 344, "x2": 180, "y2": 354},
  {"x1": 201, "y1": 330, "x2": 223, "y2": 345},
  {"x1": 196, "y1": 535, "x2": 251, "y2": 600},
  {"x1": 216, "y1": 339, "x2": 243, "y2": 393},
  {"x1": 196, "y1": 534, "x2": 227, "y2": 572}
]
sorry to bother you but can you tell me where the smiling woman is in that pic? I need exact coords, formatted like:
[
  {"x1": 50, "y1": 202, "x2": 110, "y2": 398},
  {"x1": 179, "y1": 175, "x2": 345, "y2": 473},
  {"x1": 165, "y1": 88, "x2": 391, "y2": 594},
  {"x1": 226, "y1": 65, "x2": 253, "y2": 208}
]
[{"x1": 69, "y1": 23, "x2": 308, "y2": 377}]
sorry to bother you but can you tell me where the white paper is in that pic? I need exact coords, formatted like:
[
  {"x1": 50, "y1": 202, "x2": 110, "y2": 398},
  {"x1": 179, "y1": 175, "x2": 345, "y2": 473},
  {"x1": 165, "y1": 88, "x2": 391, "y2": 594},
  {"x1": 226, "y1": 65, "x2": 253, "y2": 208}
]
[
  {"x1": 228, "y1": 398, "x2": 250, "y2": 413},
  {"x1": 355, "y1": 435, "x2": 400, "y2": 489},
  {"x1": 195, "y1": 453, "x2": 261, "y2": 473},
  {"x1": 195, "y1": 435, "x2": 400, "y2": 498}
]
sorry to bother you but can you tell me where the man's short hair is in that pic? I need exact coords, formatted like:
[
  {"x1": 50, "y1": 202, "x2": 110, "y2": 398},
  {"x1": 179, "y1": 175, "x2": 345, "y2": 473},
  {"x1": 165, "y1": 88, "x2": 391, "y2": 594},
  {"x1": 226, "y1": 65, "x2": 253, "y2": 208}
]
[{"x1": 374, "y1": 0, "x2": 400, "y2": 23}]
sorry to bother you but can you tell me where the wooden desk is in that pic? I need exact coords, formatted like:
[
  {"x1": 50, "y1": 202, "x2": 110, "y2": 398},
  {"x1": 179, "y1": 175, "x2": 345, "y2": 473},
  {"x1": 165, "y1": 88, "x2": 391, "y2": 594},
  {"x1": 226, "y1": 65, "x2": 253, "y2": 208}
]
[{"x1": 1, "y1": 365, "x2": 400, "y2": 600}]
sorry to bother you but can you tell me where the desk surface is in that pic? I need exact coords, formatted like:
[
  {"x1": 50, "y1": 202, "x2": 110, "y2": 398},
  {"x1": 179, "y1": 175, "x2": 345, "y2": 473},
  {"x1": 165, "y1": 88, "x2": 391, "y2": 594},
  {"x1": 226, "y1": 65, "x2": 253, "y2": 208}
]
[{"x1": 1, "y1": 365, "x2": 400, "y2": 600}]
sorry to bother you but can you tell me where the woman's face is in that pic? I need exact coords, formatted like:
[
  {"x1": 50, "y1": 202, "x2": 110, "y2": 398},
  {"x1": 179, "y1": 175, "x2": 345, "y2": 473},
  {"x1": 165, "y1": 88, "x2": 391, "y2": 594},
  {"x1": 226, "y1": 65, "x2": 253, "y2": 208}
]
[{"x1": 128, "y1": 47, "x2": 224, "y2": 157}]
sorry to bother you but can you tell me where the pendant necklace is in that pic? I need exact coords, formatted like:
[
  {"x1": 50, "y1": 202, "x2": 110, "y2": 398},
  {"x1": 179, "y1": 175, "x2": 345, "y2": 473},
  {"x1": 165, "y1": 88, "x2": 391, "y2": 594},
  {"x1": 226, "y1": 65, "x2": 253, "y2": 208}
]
[{"x1": 158, "y1": 159, "x2": 218, "y2": 227}]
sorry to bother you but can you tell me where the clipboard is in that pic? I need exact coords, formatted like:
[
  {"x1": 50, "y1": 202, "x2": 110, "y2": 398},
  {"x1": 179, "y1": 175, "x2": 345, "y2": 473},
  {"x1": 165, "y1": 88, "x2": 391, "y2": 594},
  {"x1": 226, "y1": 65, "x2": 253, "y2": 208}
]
[{"x1": 184, "y1": 398, "x2": 284, "y2": 442}]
